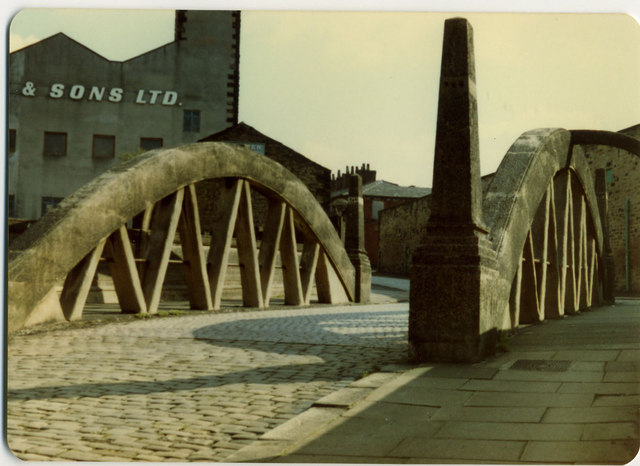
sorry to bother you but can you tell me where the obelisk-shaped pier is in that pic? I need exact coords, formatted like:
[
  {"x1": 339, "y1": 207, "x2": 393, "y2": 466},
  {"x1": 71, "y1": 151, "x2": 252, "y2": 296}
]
[{"x1": 409, "y1": 18, "x2": 498, "y2": 362}]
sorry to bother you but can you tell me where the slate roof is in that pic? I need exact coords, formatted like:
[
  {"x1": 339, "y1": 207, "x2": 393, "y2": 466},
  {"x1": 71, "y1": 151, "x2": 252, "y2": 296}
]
[
  {"x1": 332, "y1": 180, "x2": 431, "y2": 199},
  {"x1": 200, "y1": 122, "x2": 329, "y2": 172}
]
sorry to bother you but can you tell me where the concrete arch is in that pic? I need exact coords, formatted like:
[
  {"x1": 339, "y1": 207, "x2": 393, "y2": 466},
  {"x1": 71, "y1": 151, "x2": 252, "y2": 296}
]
[
  {"x1": 8, "y1": 142, "x2": 355, "y2": 332},
  {"x1": 483, "y1": 128, "x2": 606, "y2": 328},
  {"x1": 571, "y1": 129, "x2": 640, "y2": 157}
]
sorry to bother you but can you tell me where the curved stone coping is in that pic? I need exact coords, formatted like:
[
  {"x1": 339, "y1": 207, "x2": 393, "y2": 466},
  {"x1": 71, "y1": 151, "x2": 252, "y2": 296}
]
[
  {"x1": 9, "y1": 142, "x2": 355, "y2": 331},
  {"x1": 483, "y1": 128, "x2": 604, "y2": 286},
  {"x1": 571, "y1": 129, "x2": 640, "y2": 156}
]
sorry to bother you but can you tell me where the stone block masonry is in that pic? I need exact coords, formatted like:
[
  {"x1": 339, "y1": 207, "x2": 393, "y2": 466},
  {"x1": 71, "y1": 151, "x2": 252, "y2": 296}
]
[
  {"x1": 581, "y1": 137, "x2": 640, "y2": 294},
  {"x1": 409, "y1": 17, "x2": 499, "y2": 362}
]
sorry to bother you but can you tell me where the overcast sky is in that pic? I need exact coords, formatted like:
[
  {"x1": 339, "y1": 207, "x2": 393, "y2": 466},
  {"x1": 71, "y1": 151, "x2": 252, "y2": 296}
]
[{"x1": 6, "y1": 1, "x2": 640, "y2": 187}]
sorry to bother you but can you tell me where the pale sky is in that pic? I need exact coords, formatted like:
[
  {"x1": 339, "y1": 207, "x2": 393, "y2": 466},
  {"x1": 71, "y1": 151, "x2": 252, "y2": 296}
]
[{"x1": 6, "y1": 2, "x2": 640, "y2": 187}]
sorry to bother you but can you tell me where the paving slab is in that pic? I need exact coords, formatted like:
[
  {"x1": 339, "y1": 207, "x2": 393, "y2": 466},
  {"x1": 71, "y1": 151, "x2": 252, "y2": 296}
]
[
  {"x1": 434, "y1": 421, "x2": 584, "y2": 441},
  {"x1": 460, "y1": 378, "x2": 561, "y2": 393},
  {"x1": 388, "y1": 438, "x2": 526, "y2": 462},
  {"x1": 542, "y1": 406, "x2": 639, "y2": 423},
  {"x1": 582, "y1": 422, "x2": 639, "y2": 440},
  {"x1": 464, "y1": 391, "x2": 594, "y2": 408},
  {"x1": 520, "y1": 440, "x2": 639, "y2": 463},
  {"x1": 241, "y1": 300, "x2": 640, "y2": 464}
]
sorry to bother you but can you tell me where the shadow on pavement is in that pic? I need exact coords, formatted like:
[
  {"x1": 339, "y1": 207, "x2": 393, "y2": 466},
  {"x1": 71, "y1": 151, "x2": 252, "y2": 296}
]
[{"x1": 9, "y1": 308, "x2": 409, "y2": 402}]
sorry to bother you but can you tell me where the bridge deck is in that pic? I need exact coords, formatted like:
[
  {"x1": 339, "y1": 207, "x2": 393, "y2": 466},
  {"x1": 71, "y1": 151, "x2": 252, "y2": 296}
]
[
  {"x1": 233, "y1": 298, "x2": 640, "y2": 464},
  {"x1": 6, "y1": 290, "x2": 638, "y2": 463}
]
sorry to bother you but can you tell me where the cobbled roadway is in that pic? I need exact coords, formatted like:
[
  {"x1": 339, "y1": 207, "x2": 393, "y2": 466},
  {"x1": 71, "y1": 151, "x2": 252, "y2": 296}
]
[{"x1": 7, "y1": 303, "x2": 408, "y2": 462}]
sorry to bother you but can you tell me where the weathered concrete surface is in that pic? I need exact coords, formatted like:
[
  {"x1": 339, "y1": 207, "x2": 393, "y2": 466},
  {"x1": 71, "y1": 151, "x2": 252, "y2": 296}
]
[
  {"x1": 409, "y1": 17, "x2": 607, "y2": 362},
  {"x1": 235, "y1": 299, "x2": 640, "y2": 464},
  {"x1": 409, "y1": 17, "x2": 499, "y2": 362},
  {"x1": 8, "y1": 143, "x2": 355, "y2": 332},
  {"x1": 427, "y1": 17, "x2": 484, "y2": 231},
  {"x1": 345, "y1": 174, "x2": 371, "y2": 303}
]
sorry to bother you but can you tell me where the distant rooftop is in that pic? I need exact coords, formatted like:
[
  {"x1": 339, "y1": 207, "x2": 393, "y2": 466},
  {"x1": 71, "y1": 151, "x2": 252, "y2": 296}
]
[{"x1": 332, "y1": 179, "x2": 431, "y2": 199}]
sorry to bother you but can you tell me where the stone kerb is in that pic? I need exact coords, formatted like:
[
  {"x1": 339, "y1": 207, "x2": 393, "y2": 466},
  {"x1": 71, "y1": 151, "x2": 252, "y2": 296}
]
[{"x1": 8, "y1": 142, "x2": 355, "y2": 332}]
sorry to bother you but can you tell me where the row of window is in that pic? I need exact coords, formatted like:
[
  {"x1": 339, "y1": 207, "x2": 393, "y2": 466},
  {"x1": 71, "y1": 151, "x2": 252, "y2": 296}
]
[
  {"x1": 8, "y1": 109, "x2": 202, "y2": 155},
  {"x1": 41, "y1": 133, "x2": 165, "y2": 158},
  {"x1": 6, "y1": 195, "x2": 63, "y2": 217}
]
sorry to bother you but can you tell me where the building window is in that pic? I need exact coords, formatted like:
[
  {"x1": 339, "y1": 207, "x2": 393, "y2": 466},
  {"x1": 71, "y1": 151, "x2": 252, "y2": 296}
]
[
  {"x1": 8, "y1": 194, "x2": 15, "y2": 217},
  {"x1": 92, "y1": 134, "x2": 115, "y2": 159},
  {"x1": 183, "y1": 110, "x2": 201, "y2": 132},
  {"x1": 44, "y1": 132, "x2": 67, "y2": 157},
  {"x1": 371, "y1": 200, "x2": 385, "y2": 220},
  {"x1": 605, "y1": 168, "x2": 613, "y2": 185},
  {"x1": 140, "y1": 137, "x2": 163, "y2": 151},
  {"x1": 227, "y1": 141, "x2": 266, "y2": 155},
  {"x1": 41, "y1": 196, "x2": 64, "y2": 214},
  {"x1": 9, "y1": 129, "x2": 16, "y2": 153}
]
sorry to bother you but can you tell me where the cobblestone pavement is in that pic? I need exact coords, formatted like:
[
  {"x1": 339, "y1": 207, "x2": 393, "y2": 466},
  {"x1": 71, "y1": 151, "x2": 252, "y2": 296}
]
[{"x1": 6, "y1": 302, "x2": 409, "y2": 462}]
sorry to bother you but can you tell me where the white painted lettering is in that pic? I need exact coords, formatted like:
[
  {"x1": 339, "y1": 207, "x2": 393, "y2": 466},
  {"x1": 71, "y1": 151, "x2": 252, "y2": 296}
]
[
  {"x1": 88, "y1": 86, "x2": 105, "y2": 101},
  {"x1": 26, "y1": 79, "x2": 178, "y2": 105},
  {"x1": 69, "y1": 84, "x2": 85, "y2": 100},
  {"x1": 162, "y1": 91, "x2": 178, "y2": 106},
  {"x1": 148, "y1": 90, "x2": 163, "y2": 104},
  {"x1": 108, "y1": 88, "x2": 123, "y2": 103},
  {"x1": 49, "y1": 83, "x2": 64, "y2": 98},
  {"x1": 135, "y1": 90, "x2": 147, "y2": 104}
]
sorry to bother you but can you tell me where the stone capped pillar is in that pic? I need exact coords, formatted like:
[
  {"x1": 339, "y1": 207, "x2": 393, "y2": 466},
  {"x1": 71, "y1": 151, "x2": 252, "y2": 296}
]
[
  {"x1": 595, "y1": 168, "x2": 615, "y2": 304},
  {"x1": 345, "y1": 174, "x2": 371, "y2": 303},
  {"x1": 409, "y1": 18, "x2": 499, "y2": 362}
]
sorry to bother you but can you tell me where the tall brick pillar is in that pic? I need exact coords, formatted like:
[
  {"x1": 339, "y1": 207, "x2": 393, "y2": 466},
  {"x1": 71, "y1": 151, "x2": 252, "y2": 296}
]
[
  {"x1": 346, "y1": 174, "x2": 371, "y2": 303},
  {"x1": 409, "y1": 18, "x2": 498, "y2": 362},
  {"x1": 595, "y1": 168, "x2": 616, "y2": 304}
]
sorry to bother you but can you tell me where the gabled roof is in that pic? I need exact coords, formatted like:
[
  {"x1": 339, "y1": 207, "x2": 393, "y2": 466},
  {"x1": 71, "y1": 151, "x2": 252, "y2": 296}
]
[
  {"x1": 332, "y1": 179, "x2": 431, "y2": 199},
  {"x1": 200, "y1": 122, "x2": 330, "y2": 172},
  {"x1": 10, "y1": 31, "x2": 176, "y2": 65},
  {"x1": 11, "y1": 32, "x2": 114, "y2": 62}
]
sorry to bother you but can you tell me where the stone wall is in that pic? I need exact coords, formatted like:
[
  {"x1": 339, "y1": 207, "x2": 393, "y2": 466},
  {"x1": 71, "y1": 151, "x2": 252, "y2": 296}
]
[
  {"x1": 378, "y1": 175, "x2": 493, "y2": 275},
  {"x1": 380, "y1": 139, "x2": 640, "y2": 295},
  {"x1": 581, "y1": 141, "x2": 640, "y2": 294}
]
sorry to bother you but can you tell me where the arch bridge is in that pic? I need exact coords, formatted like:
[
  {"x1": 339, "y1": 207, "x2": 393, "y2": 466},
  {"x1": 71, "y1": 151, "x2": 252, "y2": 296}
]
[
  {"x1": 408, "y1": 17, "x2": 639, "y2": 362},
  {"x1": 8, "y1": 17, "x2": 638, "y2": 366},
  {"x1": 8, "y1": 143, "x2": 366, "y2": 332}
]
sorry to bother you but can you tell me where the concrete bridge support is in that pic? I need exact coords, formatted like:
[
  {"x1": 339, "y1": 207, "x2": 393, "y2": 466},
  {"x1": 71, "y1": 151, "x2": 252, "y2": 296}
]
[
  {"x1": 409, "y1": 17, "x2": 609, "y2": 363},
  {"x1": 345, "y1": 174, "x2": 371, "y2": 303},
  {"x1": 409, "y1": 18, "x2": 499, "y2": 362}
]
